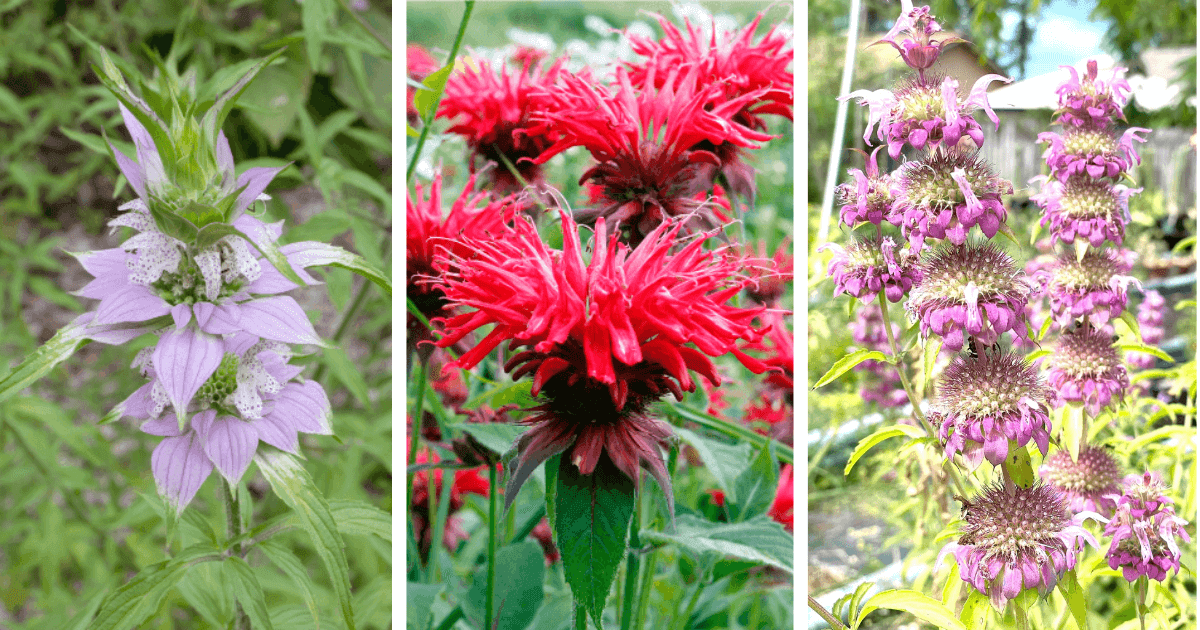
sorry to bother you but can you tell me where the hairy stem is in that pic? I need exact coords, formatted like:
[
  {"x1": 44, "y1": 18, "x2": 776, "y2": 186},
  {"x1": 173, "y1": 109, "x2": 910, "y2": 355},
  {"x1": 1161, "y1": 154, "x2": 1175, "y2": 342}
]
[
  {"x1": 808, "y1": 596, "x2": 847, "y2": 630},
  {"x1": 223, "y1": 481, "x2": 250, "y2": 630}
]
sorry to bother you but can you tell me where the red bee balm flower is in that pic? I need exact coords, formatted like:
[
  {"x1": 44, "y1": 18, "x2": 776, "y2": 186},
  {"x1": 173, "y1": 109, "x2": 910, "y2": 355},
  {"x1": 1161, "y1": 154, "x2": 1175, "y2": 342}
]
[
  {"x1": 528, "y1": 66, "x2": 773, "y2": 243},
  {"x1": 437, "y1": 57, "x2": 565, "y2": 193},
  {"x1": 434, "y1": 211, "x2": 770, "y2": 515}
]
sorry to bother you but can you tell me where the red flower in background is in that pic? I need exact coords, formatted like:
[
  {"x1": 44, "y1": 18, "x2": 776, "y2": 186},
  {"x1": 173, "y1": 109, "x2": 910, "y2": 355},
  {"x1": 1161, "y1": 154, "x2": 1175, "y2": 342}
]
[
  {"x1": 406, "y1": 171, "x2": 522, "y2": 359},
  {"x1": 738, "y1": 310, "x2": 793, "y2": 445},
  {"x1": 408, "y1": 438, "x2": 496, "y2": 559},
  {"x1": 769, "y1": 464, "x2": 794, "y2": 531},
  {"x1": 437, "y1": 57, "x2": 565, "y2": 194},
  {"x1": 407, "y1": 44, "x2": 441, "y2": 125},
  {"x1": 433, "y1": 210, "x2": 770, "y2": 516},
  {"x1": 527, "y1": 66, "x2": 773, "y2": 244},
  {"x1": 625, "y1": 9, "x2": 792, "y2": 200},
  {"x1": 741, "y1": 238, "x2": 793, "y2": 306}
]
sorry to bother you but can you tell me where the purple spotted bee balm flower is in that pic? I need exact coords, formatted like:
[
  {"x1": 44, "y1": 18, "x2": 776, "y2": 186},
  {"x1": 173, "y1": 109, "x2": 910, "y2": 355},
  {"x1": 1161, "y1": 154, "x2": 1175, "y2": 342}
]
[
  {"x1": 1104, "y1": 472, "x2": 1191, "y2": 582},
  {"x1": 937, "y1": 482, "x2": 1099, "y2": 609},
  {"x1": 823, "y1": 236, "x2": 918, "y2": 303},
  {"x1": 928, "y1": 349, "x2": 1050, "y2": 470},
  {"x1": 1045, "y1": 325, "x2": 1130, "y2": 416},
  {"x1": 905, "y1": 241, "x2": 1032, "y2": 352},
  {"x1": 1040, "y1": 445, "x2": 1123, "y2": 517},
  {"x1": 890, "y1": 148, "x2": 1013, "y2": 251},
  {"x1": 117, "y1": 334, "x2": 333, "y2": 512}
]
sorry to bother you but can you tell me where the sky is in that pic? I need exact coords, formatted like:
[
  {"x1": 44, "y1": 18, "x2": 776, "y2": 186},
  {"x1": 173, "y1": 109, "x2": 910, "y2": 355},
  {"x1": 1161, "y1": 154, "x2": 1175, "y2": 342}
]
[{"x1": 1001, "y1": 0, "x2": 1109, "y2": 80}]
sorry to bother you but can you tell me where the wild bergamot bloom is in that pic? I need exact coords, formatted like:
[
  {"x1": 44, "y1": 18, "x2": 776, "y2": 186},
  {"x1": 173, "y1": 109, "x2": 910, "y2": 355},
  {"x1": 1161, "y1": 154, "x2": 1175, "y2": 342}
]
[
  {"x1": 905, "y1": 241, "x2": 1032, "y2": 352},
  {"x1": 835, "y1": 146, "x2": 895, "y2": 227},
  {"x1": 1045, "y1": 325, "x2": 1130, "y2": 415},
  {"x1": 938, "y1": 483, "x2": 1100, "y2": 609},
  {"x1": 1104, "y1": 472, "x2": 1191, "y2": 582},
  {"x1": 1055, "y1": 60, "x2": 1133, "y2": 129},
  {"x1": 929, "y1": 349, "x2": 1050, "y2": 469},
  {"x1": 1032, "y1": 174, "x2": 1140, "y2": 248},
  {"x1": 824, "y1": 235, "x2": 918, "y2": 303},
  {"x1": 1040, "y1": 445, "x2": 1123, "y2": 517},
  {"x1": 1040, "y1": 247, "x2": 1139, "y2": 329},
  {"x1": 1039, "y1": 125, "x2": 1150, "y2": 182},
  {"x1": 432, "y1": 210, "x2": 771, "y2": 517},
  {"x1": 1127, "y1": 290, "x2": 1167, "y2": 370},
  {"x1": 889, "y1": 147, "x2": 1013, "y2": 252}
]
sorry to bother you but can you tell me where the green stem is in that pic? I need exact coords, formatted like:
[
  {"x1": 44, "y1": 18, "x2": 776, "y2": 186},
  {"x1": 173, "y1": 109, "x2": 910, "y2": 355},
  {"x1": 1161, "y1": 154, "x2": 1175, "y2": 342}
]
[
  {"x1": 1136, "y1": 576, "x2": 1147, "y2": 630},
  {"x1": 808, "y1": 596, "x2": 847, "y2": 629},
  {"x1": 407, "y1": 359, "x2": 429, "y2": 571},
  {"x1": 1014, "y1": 600, "x2": 1030, "y2": 630},
  {"x1": 311, "y1": 278, "x2": 373, "y2": 383},
  {"x1": 620, "y1": 499, "x2": 641, "y2": 630},
  {"x1": 406, "y1": 0, "x2": 476, "y2": 184},
  {"x1": 223, "y1": 482, "x2": 250, "y2": 630},
  {"x1": 433, "y1": 606, "x2": 465, "y2": 630},
  {"x1": 575, "y1": 601, "x2": 588, "y2": 630},
  {"x1": 485, "y1": 463, "x2": 498, "y2": 630},
  {"x1": 333, "y1": 0, "x2": 391, "y2": 53},
  {"x1": 876, "y1": 298, "x2": 970, "y2": 497},
  {"x1": 428, "y1": 444, "x2": 455, "y2": 583},
  {"x1": 634, "y1": 548, "x2": 658, "y2": 630},
  {"x1": 674, "y1": 579, "x2": 705, "y2": 630}
]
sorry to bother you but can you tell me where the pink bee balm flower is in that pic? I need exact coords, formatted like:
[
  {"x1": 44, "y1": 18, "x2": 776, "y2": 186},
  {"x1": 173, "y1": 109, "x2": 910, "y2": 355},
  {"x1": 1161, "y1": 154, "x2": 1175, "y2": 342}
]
[
  {"x1": 1033, "y1": 174, "x2": 1140, "y2": 248},
  {"x1": 890, "y1": 147, "x2": 1013, "y2": 251},
  {"x1": 1045, "y1": 325, "x2": 1130, "y2": 415},
  {"x1": 432, "y1": 210, "x2": 770, "y2": 517},
  {"x1": 850, "y1": 305, "x2": 907, "y2": 408},
  {"x1": 123, "y1": 335, "x2": 333, "y2": 513},
  {"x1": 875, "y1": 2, "x2": 956, "y2": 74},
  {"x1": 526, "y1": 66, "x2": 773, "y2": 243},
  {"x1": 1041, "y1": 247, "x2": 1139, "y2": 328},
  {"x1": 836, "y1": 146, "x2": 895, "y2": 227},
  {"x1": 1105, "y1": 472, "x2": 1191, "y2": 582},
  {"x1": 1127, "y1": 291, "x2": 1167, "y2": 370},
  {"x1": 905, "y1": 242, "x2": 1032, "y2": 351},
  {"x1": 844, "y1": 73, "x2": 1010, "y2": 159},
  {"x1": 1040, "y1": 445, "x2": 1123, "y2": 517},
  {"x1": 1039, "y1": 126, "x2": 1150, "y2": 182},
  {"x1": 437, "y1": 57, "x2": 566, "y2": 193},
  {"x1": 937, "y1": 483, "x2": 1099, "y2": 609},
  {"x1": 1055, "y1": 60, "x2": 1132, "y2": 128},
  {"x1": 824, "y1": 235, "x2": 919, "y2": 303},
  {"x1": 930, "y1": 349, "x2": 1051, "y2": 469}
]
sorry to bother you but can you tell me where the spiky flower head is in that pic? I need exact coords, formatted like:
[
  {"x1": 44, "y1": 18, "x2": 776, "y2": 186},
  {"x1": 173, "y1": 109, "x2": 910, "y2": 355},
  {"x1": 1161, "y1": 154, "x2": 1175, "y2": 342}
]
[
  {"x1": 931, "y1": 349, "x2": 1050, "y2": 469},
  {"x1": 1039, "y1": 126, "x2": 1149, "y2": 182},
  {"x1": 938, "y1": 483, "x2": 1099, "y2": 609},
  {"x1": 844, "y1": 73, "x2": 1010, "y2": 160},
  {"x1": 1041, "y1": 247, "x2": 1138, "y2": 328},
  {"x1": 824, "y1": 236, "x2": 918, "y2": 303},
  {"x1": 1040, "y1": 446, "x2": 1123, "y2": 516},
  {"x1": 836, "y1": 146, "x2": 895, "y2": 227},
  {"x1": 1046, "y1": 326, "x2": 1129, "y2": 415},
  {"x1": 1127, "y1": 290, "x2": 1167, "y2": 369},
  {"x1": 1055, "y1": 60, "x2": 1132, "y2": 128},
  {"x1": 890, "y1": 148, "x2": 1013, "y2": 251},
  {"x1": 1033, "y1": 174, "x2": 1139, "y2": 248},
  {"x1": 905, "y1": 241, "x2": 1031, "y2": 351},
  {"x1": 433, "y1": 210, "x2": 770, "y2": 516},
  {"x1": 1105, "y1": 472, "x2": 1192, "y2": 581},
  {"x1": 437, "y1": 57, "x2": 566, "y2": 193}
]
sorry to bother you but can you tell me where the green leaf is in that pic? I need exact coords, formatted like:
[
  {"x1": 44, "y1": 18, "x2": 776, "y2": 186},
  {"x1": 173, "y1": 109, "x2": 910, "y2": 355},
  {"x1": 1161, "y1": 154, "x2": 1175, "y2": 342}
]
[
  {"x1": 287, "y1": 242, "x2": 391, "y2": 297},
  {"x1": 673, "y1": 426, "x2": 752, "y2": 497},
  {"x1": 845, "y1": 425, "x2": 923, "y2": 476},
  {"x1": 1063, "y1": 404, "x2": 1085, "y2": 462},
  {"x1": 555, "y1": 453, "x2": 635, "y2": 629},
  {"x1": 1037, "y1": 312, "x2": 1054, "y2": 341},
  {"x1": 1003, "y1": 446, "x2": 1035, "y2": 489},
  {"x1": 146, "y1": 200, "x2": 201, "y2": 243},
  {"x1": 259, "y1": 540, "x2": 322, "y2": 628},
  {"x1": 640, "y1": 514, "x2": 792, "y2": 573},
  {"x1": 192, "y1": 220, "x2": 243, "y2": 249},
  {"x1": 464, "y1": 542, "x2": 545, "y2": 630},
  {"x1": 920, "y1": 336, "x2": 942, "y2": 392},
  {"x1": 544, "y1": 453, "x2": 559, "y2": 532},
  {"x1": 814, "y1": 349, "x2": 888, "y2": 388},
  {"x1": 729, "y1": 441, "x2": 778, "y2": 521},
  {"x1": 175, "y1": 559, "x2": 232, "y2": 627},
  {"x1": 326, "y1": 499, "x2": 391, "y2": 542},
  {"x1": 88, "y1": 544, "x2": 221, "y2": 630},
  {"x1": 301, "y1": 0, "x2": 335, "y2": 71},
  {"x1": 200, "y1": 48, "x2": 287, "y2": 145},
  {"x1": 322, "y1": 346, "x2": 370, "y2": 407},
  {"x1": 1118, "y1": 343, "x2": 1174, "y2": 363},
  {"x1": 225, "y1": 556, "x2": 275, "y2": 630},
  {"x1": 255, "y1": 448, "x2": 355, "y2": 630},
  {"x1": 455, "y1": 423, "x2": 527, "y2": 459},
  {"x1": 0, "y1": 321, "x2": 90, "y2": 405},
  {"x1": 959, "y1": 589, "x2": 991, "y2": 630},
  {"x1": 854, "y1": 589, "x2": 966, "y2": 630},
  {"x1": 462, "y1": 379, "x2": 535, "y2": 410},
  {"x1": 414, "y1": 65, "x2": 453, "y2": 122},
  {"x1": 406, "y1": 583, "x2": 443, "y2": 630},
  {"x1": 1118, "y1": 309, "x2": 1142, "y2": 342},
  {"x1": 407, "y1": 124, "x2": 420, "y2": 137},
  {"x1": 1059, "y1": 570, "x2": 1088, "y2": 630}
]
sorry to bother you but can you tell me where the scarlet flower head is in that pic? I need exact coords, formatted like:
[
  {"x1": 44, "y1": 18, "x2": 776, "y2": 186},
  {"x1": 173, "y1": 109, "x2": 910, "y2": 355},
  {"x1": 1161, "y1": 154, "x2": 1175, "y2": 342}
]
[
  {"x1": 740, "y1": 238, "x2": 793, "y2": 306},
  {"x1": 433, "y1": 210, "x2": 770, "y2": 516},
  {"x1": 528, "y1": 65, "x2": 773, "y2": 243},
  {"x1": 437, "y1": 57, "x2": 566, "y2": 193}
]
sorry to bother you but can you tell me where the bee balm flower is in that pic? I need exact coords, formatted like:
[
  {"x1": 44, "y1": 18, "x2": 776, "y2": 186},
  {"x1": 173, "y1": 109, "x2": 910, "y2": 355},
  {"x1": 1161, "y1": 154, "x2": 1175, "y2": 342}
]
[
  {"x1": 1105, "y1": 472, "x2": 1191, "y2": 582},
  {"x1": 1045, "y1": 325, "x2": 1130, "y2": 415},
  {"x1": 1040, "y1": 445, "x2": 1123, "y2": 517}
]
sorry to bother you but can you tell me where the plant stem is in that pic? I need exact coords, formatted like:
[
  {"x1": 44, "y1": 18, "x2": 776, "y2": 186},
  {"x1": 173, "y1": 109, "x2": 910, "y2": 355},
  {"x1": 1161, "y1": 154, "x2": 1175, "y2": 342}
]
[
  {"x1": 407, "y1": 359, "x2": 429, "y2": 572},
  {"x1": 634, "y1": 548, "x2": 658, "y2": 629},
  {"x1": 876, "y1": 298, "x2": 970, "y2": 497},
  {"x1": 1136, "y1": 576, "x2": 1147, "y2": 630},
  {"x1": 1014, "y1": 601, "x2": 1030, "y2": 630},
  {"x1": 406, "y1": 0, "x2": 476, "y2": 184},
  {"x1": 673, "y1": 579, "x2": 705, "y2": 630},
  {"x1": 223, "y1": 481, "x2": 250, "y2": 630},
  {"x1": 333, "y1": 0, "x2": 391, "y2": 53},
  {"x1": 311, "y1": 279, "x2": 373, "y2": 383},
  {"x1": 808, "y1": 596, "x2": 847, "y2": 630},
  {"x1": 575, "y1": 601, "x2": 588, "y2": 630},
  {"x1": 620, "y1": 498, "x2": 641, "y2": 630},
  {"x1": 485, "y1": 463, "x2": 498, "y2": 630}
]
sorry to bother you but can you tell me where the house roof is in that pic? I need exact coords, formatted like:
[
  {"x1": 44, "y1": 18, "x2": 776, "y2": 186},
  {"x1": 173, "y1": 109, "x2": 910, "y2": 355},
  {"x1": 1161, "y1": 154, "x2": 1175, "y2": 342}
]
[{"x1": 988, "y1": 49, "x2": 1192, "y2": 111}]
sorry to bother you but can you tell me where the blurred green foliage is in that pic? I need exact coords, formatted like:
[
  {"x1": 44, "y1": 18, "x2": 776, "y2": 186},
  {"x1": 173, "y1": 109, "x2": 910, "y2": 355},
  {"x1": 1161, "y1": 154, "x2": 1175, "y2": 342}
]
[{"x1": 0, "y1": 0, "x2": 392, "y2": 627}]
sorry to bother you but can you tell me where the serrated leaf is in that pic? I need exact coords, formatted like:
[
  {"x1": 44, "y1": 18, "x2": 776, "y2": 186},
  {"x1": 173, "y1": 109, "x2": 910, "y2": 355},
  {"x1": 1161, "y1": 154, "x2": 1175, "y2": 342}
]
[
  {"x1": 322, "y1": 346, "x2": 370, "y2": 407},
  {"x1": 855, "y1": 589, "x2": 966, "y2": 630},
  {"x1": 640, "y1": 514, "x2": 792, "y2": 573},
  {"x1": 556, "y1": 453, "x2": 634, "y2": 629},
  {"x1": 225, "y1": 556, "x2": 275, "y2": 630},
  {"x1": 258, "y1": 540, "x2": 321, "y2": 629},
  {"x1": 88, "y1": 544, "x2": 221, "y2": 630},
  {"x1": 200, "y1": 48, "x2": 286, "y2": 144},
  {"x1": 730, "y1": 441, "x2": 777, "y2": 521},
  {"x1": 814, "y1": 349, "x2": 888, "y2": 388},
  {"x1": 673, "y1": 426, "x2": 752, "y2": 497},
  {"x1": 146, "y1": 200, "x2": 201, "y2": 243},
  {"x1": 0, "y1": 321, "x2": 90, "y2": 405},
  {"x1": 849, "y1": 581, "x2": 875, "y2": 624},
  {"x1": 256, "y1": 448, "x2": 355, "y2": 630},
  {"x1": 464, "y1": 542, "x2": 545, "y2": 630},
  {"x1": 845, "y1": 425, "x2": 923, "y2": 476},
  {"x1": 414, "y1": 65, "x2": 453, "y2": 121}
]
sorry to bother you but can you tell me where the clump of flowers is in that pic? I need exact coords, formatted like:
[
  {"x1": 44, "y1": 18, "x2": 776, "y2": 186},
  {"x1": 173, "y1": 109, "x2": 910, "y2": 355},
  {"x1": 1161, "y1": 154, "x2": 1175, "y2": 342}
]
[
  {"x1": 1127, "y1": 290, "x2": 1167, "y2": 369},
  {"x1": 835, "y1": 146, "x2": 894, "y2": 227},
  {"x1": 824, "y1": 235, "x2": 918, "y2": 303},
  {"x1": 1104, "y1": 472, "x2": 1191, "y2": 581},
  {"x1": 890, "y1": 147, "x2": 1013, "y2": 251},
  {"x1": 1040, "y1": 445, "x2": 1123, "y2": 516},
  {"x1": 1040, "y1": 247, "x2": 1138, "y2": 328},
  {"x1": 937, "y1": 483, "x2": 1098, "y2": 609},
  {"x1": 1045, "y1": 325, "x2": 1130, "y2": 415}
]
